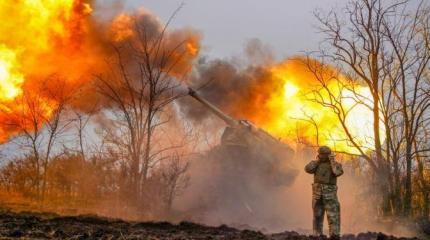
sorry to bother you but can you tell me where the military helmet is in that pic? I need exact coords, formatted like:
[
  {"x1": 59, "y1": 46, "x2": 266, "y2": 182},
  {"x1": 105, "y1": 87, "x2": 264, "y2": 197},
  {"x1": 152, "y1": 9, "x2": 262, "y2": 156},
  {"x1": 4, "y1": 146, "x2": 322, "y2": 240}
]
[{"x1": 318, "y1": 146, "x2": 331, "y2": 155}]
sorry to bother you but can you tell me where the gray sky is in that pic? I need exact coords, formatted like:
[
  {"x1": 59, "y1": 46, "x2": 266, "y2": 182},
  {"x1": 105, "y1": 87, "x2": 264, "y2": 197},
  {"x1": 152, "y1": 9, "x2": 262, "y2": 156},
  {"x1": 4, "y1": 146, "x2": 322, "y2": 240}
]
[{"x1": 125, "y1": 0, "x2": 344, "y2": 59}]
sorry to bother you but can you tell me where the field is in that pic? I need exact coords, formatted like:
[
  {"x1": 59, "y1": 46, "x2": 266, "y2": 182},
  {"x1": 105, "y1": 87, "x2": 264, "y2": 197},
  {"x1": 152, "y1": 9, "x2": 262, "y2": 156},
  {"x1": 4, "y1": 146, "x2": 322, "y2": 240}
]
[{"x1": 0, "y1": 211, "x2": 420, "y2": 240}]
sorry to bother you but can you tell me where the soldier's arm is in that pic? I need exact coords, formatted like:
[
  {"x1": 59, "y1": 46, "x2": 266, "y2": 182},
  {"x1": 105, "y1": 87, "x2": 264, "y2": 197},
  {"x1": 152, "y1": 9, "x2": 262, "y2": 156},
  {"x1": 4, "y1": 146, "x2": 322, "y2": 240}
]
[
  {"x1": 330, "y1": 160, "x2": 344, "y2": 177},
  {"x1": 304, "y1": 160, "x2": 319, "y2": 174}
]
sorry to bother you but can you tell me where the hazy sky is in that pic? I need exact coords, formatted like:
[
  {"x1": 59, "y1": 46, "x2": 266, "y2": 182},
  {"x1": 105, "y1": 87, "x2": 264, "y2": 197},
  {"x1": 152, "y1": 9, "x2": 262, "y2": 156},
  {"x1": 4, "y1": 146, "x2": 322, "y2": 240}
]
[{"x1": 124, "y1": 0, "x2": 344, "y2": 59}]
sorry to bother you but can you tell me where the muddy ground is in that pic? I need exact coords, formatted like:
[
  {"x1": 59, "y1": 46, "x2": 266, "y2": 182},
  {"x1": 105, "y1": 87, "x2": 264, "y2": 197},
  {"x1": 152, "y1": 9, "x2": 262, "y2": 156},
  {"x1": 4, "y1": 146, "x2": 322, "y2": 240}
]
[{"x1": 0, "y1": 211, "x2": 422, "y2": 239}]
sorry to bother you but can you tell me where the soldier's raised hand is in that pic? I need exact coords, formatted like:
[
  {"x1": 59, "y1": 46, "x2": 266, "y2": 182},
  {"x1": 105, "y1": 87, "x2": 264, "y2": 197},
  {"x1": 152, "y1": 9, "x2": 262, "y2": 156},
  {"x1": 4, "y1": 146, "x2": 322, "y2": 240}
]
[{"x1": 329, "y1": 155, "x2": 344, "y2": 177}]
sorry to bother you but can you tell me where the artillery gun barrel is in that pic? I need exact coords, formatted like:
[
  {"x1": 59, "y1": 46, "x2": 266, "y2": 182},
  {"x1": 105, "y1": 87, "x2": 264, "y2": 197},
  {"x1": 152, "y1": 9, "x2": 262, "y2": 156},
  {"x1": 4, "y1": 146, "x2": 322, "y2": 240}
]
[{"x1": 188, "y1": 88, "x2": 239, "y2": 127}]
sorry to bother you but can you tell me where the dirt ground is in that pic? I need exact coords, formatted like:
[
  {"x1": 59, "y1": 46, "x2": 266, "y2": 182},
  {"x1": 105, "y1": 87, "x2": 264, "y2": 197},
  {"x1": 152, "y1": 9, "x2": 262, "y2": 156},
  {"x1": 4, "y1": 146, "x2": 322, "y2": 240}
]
[{"x1": 0, "y1": 211, "x2": 422, "y2": 240}]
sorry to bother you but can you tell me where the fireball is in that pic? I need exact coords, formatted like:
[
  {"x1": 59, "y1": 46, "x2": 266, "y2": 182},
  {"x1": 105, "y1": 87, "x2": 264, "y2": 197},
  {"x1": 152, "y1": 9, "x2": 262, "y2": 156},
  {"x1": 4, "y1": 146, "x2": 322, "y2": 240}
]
[
  {"x1": 0, "y1": 46, "x2": 23, "y2": 101},
  {"x1": 0, "y1": 0, "x2": 96, "y2": 141},
  {"x1": 0, "y1": 0, "x2": 201, "y2": 142},
  {"x1": 252, "y1": 59, "x2": 383, "y2": 155}
]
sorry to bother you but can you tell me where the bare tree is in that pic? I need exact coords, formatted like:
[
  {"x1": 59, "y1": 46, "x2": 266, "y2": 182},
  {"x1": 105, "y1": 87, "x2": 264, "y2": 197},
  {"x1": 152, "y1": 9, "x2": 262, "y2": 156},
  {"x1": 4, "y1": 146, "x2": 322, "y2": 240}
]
[
  {"x1": 314, "y1": 0, "x2": 393, "y2": 170},
  {"x1": 4, "y1": 77, "x2": 75, "y2": 203},
  {"x1": 73, "y1": 110, "x2": 95, "y2": 161},
  {"x1": 96, "y1": 9, "x2": 195, "y2": 211},
  {"x1": 312, "y1": 0, "x2": 430, "y2": 216},
  {"x1": 299, "y1": 56, "x2": 376, "y2": 161},
  {"x1": 380, "y1": 1, "x2": 430, "y2": 215},
  {"x1": 160, "y1": 152, "x2": 190, "y2": 214}
]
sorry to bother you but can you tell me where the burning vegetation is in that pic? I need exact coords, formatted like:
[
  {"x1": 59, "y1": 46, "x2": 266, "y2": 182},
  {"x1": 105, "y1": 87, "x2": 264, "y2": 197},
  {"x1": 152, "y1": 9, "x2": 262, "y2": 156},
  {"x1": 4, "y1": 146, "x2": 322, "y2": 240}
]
[{"x1": 0, "y1": 0, "x2": 430, "y2": 239}]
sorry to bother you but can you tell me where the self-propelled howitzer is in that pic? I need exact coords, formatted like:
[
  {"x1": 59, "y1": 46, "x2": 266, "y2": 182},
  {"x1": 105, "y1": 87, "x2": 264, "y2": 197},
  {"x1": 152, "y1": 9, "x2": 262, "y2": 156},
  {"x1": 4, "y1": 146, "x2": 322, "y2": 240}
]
[{"x1": 188, "y1": 88, "x2": 297, "y2": 186}]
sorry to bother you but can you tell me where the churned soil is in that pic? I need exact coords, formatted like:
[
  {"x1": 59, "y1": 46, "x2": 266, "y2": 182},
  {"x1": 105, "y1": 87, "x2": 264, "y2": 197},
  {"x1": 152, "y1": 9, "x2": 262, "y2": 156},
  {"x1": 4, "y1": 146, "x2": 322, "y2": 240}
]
[{"x1": 0, "y1": 211, "x2": 420, "y2": 239}]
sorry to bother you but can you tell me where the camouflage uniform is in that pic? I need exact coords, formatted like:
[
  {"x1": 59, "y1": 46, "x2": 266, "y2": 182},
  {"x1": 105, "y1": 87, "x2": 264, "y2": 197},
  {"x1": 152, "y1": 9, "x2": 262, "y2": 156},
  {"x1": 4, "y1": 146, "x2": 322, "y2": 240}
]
[{"x1": 305, "y1": 146, "x2": 343, "y2": 237}]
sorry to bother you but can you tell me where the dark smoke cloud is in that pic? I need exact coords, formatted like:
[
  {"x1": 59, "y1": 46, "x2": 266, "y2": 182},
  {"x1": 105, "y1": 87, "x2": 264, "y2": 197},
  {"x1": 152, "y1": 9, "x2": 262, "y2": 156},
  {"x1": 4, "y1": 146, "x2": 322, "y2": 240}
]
[
  {"x1": 244, "y1": 38, "x2": 275, "y2": 65},
  {"x1": 178, "y1": 38, "x2": 281, "y2": 124},
  {"x1": 179, "y1": 59, "x2": 274, "y2": 122}
]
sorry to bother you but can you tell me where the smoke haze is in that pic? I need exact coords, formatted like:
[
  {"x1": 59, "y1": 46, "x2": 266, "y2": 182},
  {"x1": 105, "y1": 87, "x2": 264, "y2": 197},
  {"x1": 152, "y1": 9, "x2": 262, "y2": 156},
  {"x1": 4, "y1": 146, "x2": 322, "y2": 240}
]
[{"x1": 0, "y1": 1, "x2": 420, "y2": 238}]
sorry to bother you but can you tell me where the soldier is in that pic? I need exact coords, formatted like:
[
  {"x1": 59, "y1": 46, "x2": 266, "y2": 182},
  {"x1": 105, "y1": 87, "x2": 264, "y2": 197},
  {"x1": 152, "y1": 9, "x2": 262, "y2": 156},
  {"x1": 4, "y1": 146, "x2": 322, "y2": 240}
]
[{"x1": 305, "y1": 146, "x2": 343, "y2": 238}]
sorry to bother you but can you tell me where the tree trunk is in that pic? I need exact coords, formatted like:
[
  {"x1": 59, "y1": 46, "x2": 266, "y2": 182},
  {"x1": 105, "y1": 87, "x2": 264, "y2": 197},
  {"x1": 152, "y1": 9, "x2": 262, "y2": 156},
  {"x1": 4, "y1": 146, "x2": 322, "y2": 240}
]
[
  {"x1": 372, "y1": 92, "x2": 383, "y2": 167},
  {"x1": 415, "y1": 140, "x2": 429, "y2": 219},
  {"x1": 393, "y1": 155, "x2": 402, "y2": 215},
  {"x1": 404, "y1": 143, "x2": 413, "y2": 216}
]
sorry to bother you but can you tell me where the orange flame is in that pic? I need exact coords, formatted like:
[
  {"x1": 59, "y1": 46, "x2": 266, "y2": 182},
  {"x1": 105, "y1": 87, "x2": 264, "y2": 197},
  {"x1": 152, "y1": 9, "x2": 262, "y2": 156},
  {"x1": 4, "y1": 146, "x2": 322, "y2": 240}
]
[
  {"x1": 241, "y1": 59, "x2": 383, "y2": 155},
  {"x1": 0, "y1": 46, "x2": 23, "y2": 101},
  {"x1": 0, "y1": 1, "x2": 201, "y2": 142},
  {"x1": 0, "y1": 0, "x2": 100, "y2": 141}
]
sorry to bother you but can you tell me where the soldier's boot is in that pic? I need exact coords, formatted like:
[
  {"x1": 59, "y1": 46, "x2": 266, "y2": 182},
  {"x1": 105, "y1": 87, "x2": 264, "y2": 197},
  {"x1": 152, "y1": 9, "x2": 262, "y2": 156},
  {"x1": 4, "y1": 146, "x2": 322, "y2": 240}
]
[
  {"x1": 325, "y1": 198, "x2": 340, "y2": 238},
  {"x1": 312, "y1": 198, "x2": 324, "y2": 236}
]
